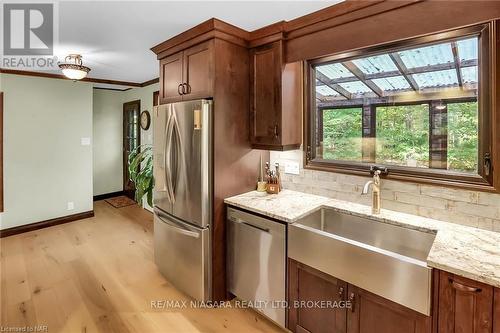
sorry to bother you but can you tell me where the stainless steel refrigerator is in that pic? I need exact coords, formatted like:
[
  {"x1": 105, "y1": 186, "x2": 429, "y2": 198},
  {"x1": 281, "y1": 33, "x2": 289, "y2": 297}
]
[{"x1": 153, "y1": 99, "x2": 212, "y2": 301}]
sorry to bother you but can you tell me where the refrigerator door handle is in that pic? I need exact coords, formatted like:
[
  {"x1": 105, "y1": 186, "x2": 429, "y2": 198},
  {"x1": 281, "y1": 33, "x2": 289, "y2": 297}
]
[
  {"x1": 154, "y1": 209, "x2": 200, "y2": 239},
  {"x1": 164, "y1": 108, "x2": 175, "y2": 203},
  {"x1": 170, "y1": 111, "x2": 183, "y2": 202},
  {"x1": 154, "y1": 106, "x2": 168, "y2": 194}
]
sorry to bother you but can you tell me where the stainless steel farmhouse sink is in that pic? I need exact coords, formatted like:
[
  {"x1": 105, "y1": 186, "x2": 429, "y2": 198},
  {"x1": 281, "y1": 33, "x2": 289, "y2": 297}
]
[{"x1": 288, "y1": 208, "x2": 436, "y2": 315}]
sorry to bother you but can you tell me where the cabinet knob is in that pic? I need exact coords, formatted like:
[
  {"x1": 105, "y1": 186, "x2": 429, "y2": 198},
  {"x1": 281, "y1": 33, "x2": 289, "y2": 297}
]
[
  {"x1": 348, "y1": 292, "x2": 356, "y2": 312},
  {"x1": 177, "y1": 84, "x2": 183, "y2": 95},
  {"x1": 338, "y1": 286, "x2": 344, "y2": 299},
  {"x1": 184, "y1": 83, "x2": 191, "y2": 94}
]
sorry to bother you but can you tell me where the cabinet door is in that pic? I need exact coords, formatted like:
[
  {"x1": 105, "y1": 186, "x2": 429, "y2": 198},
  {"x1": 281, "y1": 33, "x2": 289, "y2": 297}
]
[
  {"x1": 250, "y1": 42, "x2": 282, "y2": 147},
  {"x1": 494, "y1": 288, "x2": 499, "y2": 333},
  {"x1": 288, "y1": 259, "x2": 347, "y2": 333},
  {"x1": 183, "y1": 40, "x2": 214, "y2": 100},
  {"x1": 438, "y1": 271, "x2": 493, "y2": 333},
  {"x1": 347, "y1": 284, "x2": 431, "y2": 333},
  {"x1": 159, "y1": 51, "x2": 183, "y2": 104}
]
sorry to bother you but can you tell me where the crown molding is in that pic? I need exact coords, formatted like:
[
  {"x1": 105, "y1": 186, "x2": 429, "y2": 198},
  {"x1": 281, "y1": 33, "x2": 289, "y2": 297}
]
[
  {"x1": 0, "y1": 68, "x2": 159, "y2": 89},
  {"x1": 140, "y1": 77, "x2": 159, "y2": 87},
  {"x1": 93, "y1": 87, "x2": 132, "y2": 92}
]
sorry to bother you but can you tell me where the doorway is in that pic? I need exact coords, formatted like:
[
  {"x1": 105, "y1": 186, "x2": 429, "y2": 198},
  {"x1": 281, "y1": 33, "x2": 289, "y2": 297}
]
[{"x1": 123, "y1": 100, "x2": 141, "y2": 199}]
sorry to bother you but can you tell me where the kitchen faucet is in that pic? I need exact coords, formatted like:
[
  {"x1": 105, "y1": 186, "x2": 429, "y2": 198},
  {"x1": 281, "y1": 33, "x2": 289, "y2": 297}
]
[{"x1": 362, "y1": 169, "x2": 382, "y2": 214}]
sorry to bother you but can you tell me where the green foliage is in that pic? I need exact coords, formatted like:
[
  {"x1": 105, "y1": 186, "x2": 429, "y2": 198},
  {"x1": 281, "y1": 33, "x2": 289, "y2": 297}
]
[
  {"x1": 128, "y1": 144, "x2": 154, "y2": 207},
  {"x1": 322, "y1": 108, "x2": 362, "y2": 161},
  {"x1": 376, "y1": 104, "x2": 429, "y2": 167},
  {"x1": 320, "y1": 102, "x2": 478, "y2": 173},
  {"x1": 448, "y1": 102, "x2": 478, "y2": 172}
]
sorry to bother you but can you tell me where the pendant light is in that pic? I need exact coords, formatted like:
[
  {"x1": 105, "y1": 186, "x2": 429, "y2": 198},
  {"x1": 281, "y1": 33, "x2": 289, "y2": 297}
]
[{"x1": 59, "y1": 54, "x2": 91, "y2": 80}]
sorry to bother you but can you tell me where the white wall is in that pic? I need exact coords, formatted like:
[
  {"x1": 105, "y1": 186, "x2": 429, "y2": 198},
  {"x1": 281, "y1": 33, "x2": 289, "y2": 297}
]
[
  {"x1": 122, "y1": 84, "x2": 158, "y2": 211},
  {"x1": 1, "y1": 74, "x2": 93, "y2": 230},
  {"x1": 92, "y1": 89, "x2": 124, "y2": 196},
  {"x1": 271, "y1": 149, "x2": 500, "y2": 232},
  {"x1": 92, "y1": 83, "x2": 158, "y2": 210}
]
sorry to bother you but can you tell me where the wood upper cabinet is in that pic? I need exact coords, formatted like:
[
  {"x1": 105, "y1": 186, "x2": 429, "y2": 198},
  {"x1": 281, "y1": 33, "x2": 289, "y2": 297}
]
[
  {"x1": 183, "y1": 40, "x2": 214, "y2": 100},
  {"x1": 250, "y1": 41, "x2": 302, "y2": 151},
  {"x1": 159, "y1": 51, "x2": 183, "y2": 104},
  {"x1": 288, "y1": 259, "x2": 347, "y2": 333},
  {"x1": 288, "y1": 259, "x2": 431, "y2": 333},
  {"x1": 437, "y1": 271, "x2": 494, "y2": 333},
  {"x1": 347, "y1": 284, "x2": 431, "y2": 333},
  {"x1": 159, "y1": 40, "x2": 214, "y2": 104}
]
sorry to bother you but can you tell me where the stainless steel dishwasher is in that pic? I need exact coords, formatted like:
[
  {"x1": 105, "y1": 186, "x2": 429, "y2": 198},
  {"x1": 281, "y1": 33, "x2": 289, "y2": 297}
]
[{"x1": 227, "y1": 207, "x2": 286, "y2": 327}]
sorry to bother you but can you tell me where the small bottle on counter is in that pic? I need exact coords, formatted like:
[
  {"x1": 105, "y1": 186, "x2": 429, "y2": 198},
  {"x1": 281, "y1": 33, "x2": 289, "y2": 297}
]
[{"x1": 257, "y1": 154, "x2": 267, "y2": 192}]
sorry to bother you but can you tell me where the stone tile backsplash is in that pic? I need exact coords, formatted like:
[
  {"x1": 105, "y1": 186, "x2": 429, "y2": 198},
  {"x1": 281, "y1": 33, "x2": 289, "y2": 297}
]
[{"x1": 270, "y1": 150, "x2": 500, "y2": 232}]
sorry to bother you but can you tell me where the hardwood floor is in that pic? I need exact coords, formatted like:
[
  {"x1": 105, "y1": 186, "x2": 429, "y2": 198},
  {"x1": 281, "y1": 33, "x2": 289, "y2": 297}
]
[{"x1": 0, "y1": 201, "x2": 285, "y2": 333}]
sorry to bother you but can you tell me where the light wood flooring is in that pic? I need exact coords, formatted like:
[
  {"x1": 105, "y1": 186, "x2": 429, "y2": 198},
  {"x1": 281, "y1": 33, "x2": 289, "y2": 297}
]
[{"x1": 0, "y1": 201, "x2": 285, "y2": 333}]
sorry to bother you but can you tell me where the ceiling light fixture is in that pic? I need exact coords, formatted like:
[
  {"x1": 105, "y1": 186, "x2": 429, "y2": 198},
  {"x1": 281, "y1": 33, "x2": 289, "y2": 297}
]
[{"x1": 58, "y1": 54, "x2": 91, "y2": 80}]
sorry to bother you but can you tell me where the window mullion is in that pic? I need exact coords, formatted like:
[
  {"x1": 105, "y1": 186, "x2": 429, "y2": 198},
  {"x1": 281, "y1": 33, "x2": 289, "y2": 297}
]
[
  {"x1": 429, "y1": 101, "x2": 448, "y2": 169},
  {"x1": 362, "y1": 104, "x2": 376, "y2": 163}
]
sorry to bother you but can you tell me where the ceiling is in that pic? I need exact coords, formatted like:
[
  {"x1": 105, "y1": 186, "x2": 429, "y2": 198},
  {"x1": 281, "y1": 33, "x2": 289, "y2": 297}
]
[{"x1": 51, "y1": 1, "x2": 342, "y2": 86}]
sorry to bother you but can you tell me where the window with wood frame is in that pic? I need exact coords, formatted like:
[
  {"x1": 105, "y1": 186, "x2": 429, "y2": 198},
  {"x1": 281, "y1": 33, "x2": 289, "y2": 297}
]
[{"x1": 305, "y1": 24, "x2": 496, "y2": 191}]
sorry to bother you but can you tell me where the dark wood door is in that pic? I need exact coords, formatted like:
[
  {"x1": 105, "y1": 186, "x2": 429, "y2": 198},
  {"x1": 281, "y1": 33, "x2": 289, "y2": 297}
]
[
  {"x1": 288, "y1": 259, "x2": 347, "y2": 333},
  {"x1": 437, "y1": 271, "x2": 493, "y2": 333},
  {"x1": 153, "y1": 90, "x2": 159, "y2": 107},
  {"x1": 346, "y1": 284, "x2": 431, "y2": 333},
  {"x1": 123, "y1": 100, "x2": 141, "y2": 199},
  {"x1": 183, "y1": 40, "x2": 213, "y2": 100},
  {"x1": 159, "y1": 51, "x2": 183, "y2": 104},
  {"x1": 250, "y1": 41, "x2": 282, "y2": 147}
]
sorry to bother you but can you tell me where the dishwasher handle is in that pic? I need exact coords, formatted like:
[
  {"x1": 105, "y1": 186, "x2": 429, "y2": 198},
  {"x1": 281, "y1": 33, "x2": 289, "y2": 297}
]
[{"x1": 230, "y1": 216, "x2": 270, "y2": 233}]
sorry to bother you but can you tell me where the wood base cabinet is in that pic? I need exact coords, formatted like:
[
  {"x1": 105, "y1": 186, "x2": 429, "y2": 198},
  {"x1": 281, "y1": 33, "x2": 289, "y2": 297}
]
[
  {"x1": 288, "y1": 259, "x2": 347, "y2": 333},
  {"x1": 437, "y1": 271, "x2": 494, "y2": 333},
  {"x1": 288, "y1": 259, "x2": 431, "y2": 333},
  {"x1": 494, "y1": 288, "x2": 500, "y2": 333},
  {"x1": 347, "y1": 284, "x2": 431, "y2": 333}
]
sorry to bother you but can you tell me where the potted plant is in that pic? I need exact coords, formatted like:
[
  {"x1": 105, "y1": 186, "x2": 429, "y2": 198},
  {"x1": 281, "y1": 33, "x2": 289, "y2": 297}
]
[{"x1": 128, "y1": 144, "x2": 154, "y2": 206}]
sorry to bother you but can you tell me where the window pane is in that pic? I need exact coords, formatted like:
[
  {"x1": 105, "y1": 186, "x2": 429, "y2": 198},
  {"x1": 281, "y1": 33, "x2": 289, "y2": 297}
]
[
  {"x1": 352, "y1": 54, "x2": 398, "y2": 74},
  {"x1": 317, "y1": 63, "x2": 354, "y2": 79},
  {"x1": 412, "y1": 69, "x2": 459, "y2": 88},
  {"x1": 456, "y1": 38, "x2": 478, "y2": 62},
  {"x1": 321, "y1": 108, "x2": 362, "y2": 162},
  {"x1": 398, "y1": 43, "x2": 454, "y2": 69},
  {"x1": 447, "y1": 101, "x2": 478, "y2": 173},
  {"x1": 372, "y1": 76, "x2": 411, "y2": 92},
  {"x1": 376, "y1": 105, "x2": 430, "y2": 168},
  {"x1": 311, "y1": 33, "x2": 481, "y2": 177}
]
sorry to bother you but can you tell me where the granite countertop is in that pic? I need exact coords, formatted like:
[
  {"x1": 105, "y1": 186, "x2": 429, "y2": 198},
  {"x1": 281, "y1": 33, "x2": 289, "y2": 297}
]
[
  {"x1": 224, "y1": 190, "x2": 500, "y2": 288},
  {"x1": 224, "y1": 190, "x2": 331, "y2": 223}
]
